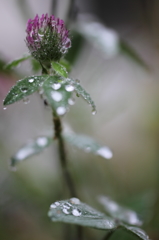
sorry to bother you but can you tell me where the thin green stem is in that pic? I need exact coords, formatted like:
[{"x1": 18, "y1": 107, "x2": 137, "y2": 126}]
[{"x1": 53, "y1": 111, "x2": 77, "y2": 197}]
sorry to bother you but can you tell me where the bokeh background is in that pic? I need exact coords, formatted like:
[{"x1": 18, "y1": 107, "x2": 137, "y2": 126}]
[{"x1": 1, "y1": 0, "x2": 159, "y2": 239}]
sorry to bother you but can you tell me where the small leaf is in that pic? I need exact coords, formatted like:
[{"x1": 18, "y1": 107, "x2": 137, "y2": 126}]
[
  {"x1": 59, "y1": 59, "x2": 71, "y2": 73},
  {"x1": 4, "y1": 54, "x2": 31, "y2": 70},
  {"x1": 43, "y1": 76, "x2": 72, "y2": 116},
  {"x1": 62, "y1": 78, "x2": 96, "y2": 114},
  {"x1": 122, "y1": 226, "x2": 150, "y2": 240},
  {"x1": 48, "y1": 198, "x2": 117, "y2": 230},
  {"x1": 51, "y1": 61, "x2": 68, "y2": 77},
  {"x1": 3, "y1": 75, "x2": 47, "y2": 105},
  {"x1": 64, "y1": 133, "x2": 113, "y2": 159},
  {"x1": 98, "y1": 196, "x2": 142, "y2": 226},
  {"x1": 11, "y1": 136, "x2": 52, "y2": 166}
]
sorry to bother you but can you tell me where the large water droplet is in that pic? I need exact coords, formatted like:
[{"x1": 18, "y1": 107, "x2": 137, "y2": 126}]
[
  {"x1": 56, "y1": 106, "x2": 66, "y2": 116},
  {"x1": 15, "y1": 148, "x2": 35, "y2": 161},
  {"x1": 52, "y1": 83, "x2": 61, "y2": 90},
  {"x1": 72, "y1": 208, "x2": 81, "y2": 217},
  {"x1": 70, "y1": 198, "x2": 81, "y2": 205},
  {"x1": 36, "y1": 137, "x2": 48, "y2": 147},
  {"x1": 21, "y1": 87, "x2": 28, "y2": 93},
  {"x1": 63, "y1": 208, "x2": 70, "y2": 215},
  {"x1": 51, "y1": 91, "x2": 62, "y2": 102},
  {"x1": 65, "y1": 85, "x2": 74, "y2": 92},
  {"x1": 28, "y1": 78, "x2": 34, "y2": 83},
  {"x1": 97, "y1": 147, "x2": 113, "y2": 159},
  {"x1": 68, "y1": 98, "x2": 75, "y2": 105},
  {"x1": 92, "y1": 110, "x2": 97, "y2": 115},
  {"x1": 54, "y1": 201, "x2": 60, "y2": 206},
  {"x1": 50, "y1": 203, "x2": 57, "y2": 209}
]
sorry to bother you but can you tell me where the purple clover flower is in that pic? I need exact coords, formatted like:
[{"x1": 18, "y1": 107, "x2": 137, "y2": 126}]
[{"x1": 26, "y1": 14, "x2": 71, "y2": 63}]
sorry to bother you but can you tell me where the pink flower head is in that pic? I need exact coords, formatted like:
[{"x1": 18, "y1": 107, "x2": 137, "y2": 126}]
[{"x1": 25, "y1": 14, "x2": 71, "y2": 63}]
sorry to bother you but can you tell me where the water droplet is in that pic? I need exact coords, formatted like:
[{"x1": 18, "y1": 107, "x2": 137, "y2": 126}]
[
  {"x1": 3, "y1": 107, "x2": 7, "y2": 110},
  {"x1": 65, "y1": 85, "x2": 74, "y2": 92},
  {"x1": 85, "y1": 146, "x2": 91, "y2": 153},
  {"x1": 92, "y1": 110, "x2": 97, "y2": 115},
  {"x1": 52, "y1": 83, "x2": 61, "y2": 90},
  {"x1": 68, "y1": 98, "x2": 75, "y2": 105},
  {"x1": 72, "y1": 208, "x2": 81, "y2": 217},
  {"x1": 63, "y1": 208, "x2": 70, "y2": 214},
  {"x1": 56, "y1": 106, "x2": 66, "y2": 116},
  {"x1": 96, "y1": 147, "x2": 113, "y2": 159},
  {"x1": 28, "y1": 78, "x2": 34, "y2": 83},
  {"x1": 23, "y1": 97, "x2": 30, "y2": 104},
  {"x1": 21, "y1": 87, "x2": 28, "y2": 93},
  {"x1": 36, "y1": 137, "x2": 48, "y2": 147},
  {"x1": 63, "y1": 204, "x2": 70, "y2": 209},
  {"x1": 15, "y1": 148, "x2": 35, "y2": 161},
  {"x1": 55, "y1": 201, "x2": 60, "y2": 206},
  {"x1": 50, "y1": 203, "x2": 57, "y2": 209},
  {"x1": 70, "y1": 198, "x2": 81, "y2": 205},
  {"x1": 51, "y1": 91, "x2": 62, "y2": 102}
]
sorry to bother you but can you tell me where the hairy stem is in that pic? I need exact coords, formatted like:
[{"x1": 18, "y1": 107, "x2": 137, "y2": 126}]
[{"x1": 53, "y1": 111, "x2": 77, "y2": 197}]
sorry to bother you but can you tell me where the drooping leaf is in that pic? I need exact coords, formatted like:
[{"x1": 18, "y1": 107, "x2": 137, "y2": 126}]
[
  {"x1": 48, "y1": 198, "x2": 117, "y2": 230},
  {"x1": 64, "y1": 133, "x2": 113, "y2": 159},
  {"x1": 98, "y1": 196, "x2": 142, "y2": 226},
  {"x1": 31, "y1": 58, "x2": 41, "y2": 72},
  {"x1": 11, "y1": 136, "x2": 52, "y2": 166},
  {"x1": 122, "y1": 226, "x2": 150, "y2": 240},
  {"x1": 62, "y1": 78, "x2": 96, "y2": 114},
  {"x1": 3, "y1": 75, "x2": 47, "y2": 105},
  {"x1": 4, "y1": 54, "x2": 31, "y2": 70},
  {"x1": 119, "y1": 40, "x2": 149, "y2": 70},
  {"x1": 43, "y1": 76, "x2": 72, "y2": 116},
  {"x1": 51, "y1": 61, "x2": 68, "y2": 78}
]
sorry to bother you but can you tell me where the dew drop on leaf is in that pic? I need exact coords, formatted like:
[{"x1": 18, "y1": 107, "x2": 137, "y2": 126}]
[
  {"x1": 92, "y1": 110, "x2": 97, "y2": 115},
  {"x1": 72, "y1": 208, "x2": 81, "y2": 217},
  {"x1": 51, "y1": 91, "x2": 62, "y2": 102},
  {"x1": 70, "y1": 198, "x2": 81, "y2": 205},
  {"x1": 28, "y1": 78, "x2": 34, "y2": 83},
  {"x1": 62, "y1": 208, "x2": 70, "y2": 215},
  {"x1": 52, "y1": 83, "x2": 61, "y2": 90},
  {"x1": 96, "y1": 147, "x2": 113, "y2": 159},
  {"x1": 56, "y1": 106, "x2": 66, "y2": 116},
  {"x1": 36, "y1": 137, "x2": 48, "y2": 147},
  {"x1": 50, "y1": 203, "x2": 57, "y2": 209},
  {"x1": 65, "y1": 85, "x2": 74, "y2": 92},
  {"x1": 68, "y1": 98, "x2": 75, "y2": 105}
]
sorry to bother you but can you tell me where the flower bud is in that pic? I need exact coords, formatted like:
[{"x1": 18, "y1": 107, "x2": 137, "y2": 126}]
[{"x1": 25, "y1": 14, "x2": 71, "y2": 64}]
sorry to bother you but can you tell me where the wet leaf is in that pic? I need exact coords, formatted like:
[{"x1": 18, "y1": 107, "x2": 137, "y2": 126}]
[
  {"x1": 3, "y1": 75, "x2": 47, "y2": 105},
  {"x1": 51, "y1": 61, "x2": 68, "y2": 78},
  {"x1": 64, "y1": 133, "x2": 113, "y2": 159},
  {"x1": 59, "y1": 59, "x2": 71, "y2": 73},
  {"x1": 122, "y1": 226, "x2": 150, "y2": 240},
  {"x1": 11, "y1": 136, "x2": 52, "y2": 166},
  {"x1": 43, "y1": 76, "x2": 72, "y2": 116},
  {"x1": 48, "y1": 198, "x2": 117, "y2": 230},
  {"x1": 4, "y1": 54, "x2": 31, "y2": 70},
  {"x1": 98, "y1": 196, "x2": 142, "y2": 226},
  {"x1": 62, "y1": 78, "x2": 96, "y2": 114}
]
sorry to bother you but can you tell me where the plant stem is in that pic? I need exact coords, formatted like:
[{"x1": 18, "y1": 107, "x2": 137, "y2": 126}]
[
  {"x1": 53, "y1": 111, "x2": 77, "y2": 197},
  {"x1": 103, "y1": 229, "x2": 116, "y2": 240}
]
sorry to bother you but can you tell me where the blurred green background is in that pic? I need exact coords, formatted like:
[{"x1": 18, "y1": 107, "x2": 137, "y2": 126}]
[{"x1": 1, "y1": 0, "x2": 159, "y2": 239}]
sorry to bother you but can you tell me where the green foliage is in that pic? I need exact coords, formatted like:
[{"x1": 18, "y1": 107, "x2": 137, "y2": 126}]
[
  {"x1": 43, "y1": 76, "x2": 72, "y2": 115},
  {"x1": 48, "y1": 198, "x2": 117, "y2": 230},
  {"x1": 4, "y1": 54, "x2": 31, "y2": 70},
  {"x1": 3, "y1": 75, "x2": 46, "y2": 105},
  {"x1": 98, "y1": 196, "x2": 142, "y2": 226},
  {"x1": 64, "y1": 133, "x2": 113, "y2": 159},
  {"x1": 10, "y1": 136, "x2": 52, "y2": 166},
  {"x1": 51, "y1": 61, "x2": 68, "y2": 78}
]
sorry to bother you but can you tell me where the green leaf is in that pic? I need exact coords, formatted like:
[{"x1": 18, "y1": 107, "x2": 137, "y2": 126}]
[
  {"x1": 59, "y1": 59, "x2": 71, "y2": 73},
  {"x1": 98, "y1": 196, "x2": 142, "y2": 226},
  {"x1": 4, "y1": 54, "x2": 31, "y2": 70},
  {"x1": 31, "y1": 58, "x2": 41, "y2": 72},
  {"x1": 122, "y1": 226, "x2": 150, "y2": 240},
  {"x1": 62, "y1": 78, "x2": 96, "y2": 114},
  {"x1": 51, "y1": 61, "x2": 68, "y2": 78},
  {"x1": 119, "y1": 40, "x2": 149, "y2": 70},
  {"x1": 64, "y1": 133, "x2": 113, "y2": 159},
  {"x1": 11, "y1": 136, "x2": 52, "y2": 166},
  {"x1": 3, "y1": 75, "x2": 47, "y2": 105},
  {"x1": 48, "y1": 198, "x2": 117, "y2": 230},
  {"x1": 43, "y1": 76, "x2": 72, "y2": 116}
]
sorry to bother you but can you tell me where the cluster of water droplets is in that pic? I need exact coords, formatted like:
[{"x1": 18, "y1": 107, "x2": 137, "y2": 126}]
[{"x1": 50, "y1": 198, "x2": 82, "y2": 217}]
